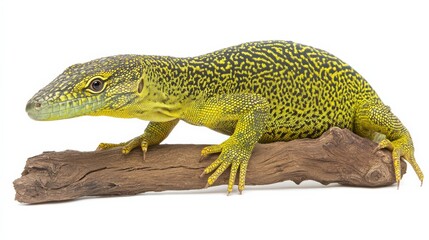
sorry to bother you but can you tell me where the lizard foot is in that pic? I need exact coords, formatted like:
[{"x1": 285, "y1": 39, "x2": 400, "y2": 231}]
[
  {"x1": 97, "y1": 135, "x2": 149, "y2": 160},
  {"x1": 200, "y1": 138, "x2": 252, "y2": 194},
  {"x1": 375, "y1": 137, "x2": 424, "y2": 187}
]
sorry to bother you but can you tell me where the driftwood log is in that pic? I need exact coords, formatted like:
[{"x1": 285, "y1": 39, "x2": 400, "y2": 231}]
[{"x1": 14, "y1": 127, "x2": 405, "y2": 204}]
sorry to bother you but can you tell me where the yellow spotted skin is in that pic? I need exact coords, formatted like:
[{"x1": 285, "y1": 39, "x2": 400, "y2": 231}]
[{"x1": 26, "y1": 40, "x2": 423, "y2": 193}]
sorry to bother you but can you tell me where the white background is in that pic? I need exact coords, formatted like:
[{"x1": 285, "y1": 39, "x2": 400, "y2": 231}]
[{"x1": 1, "y1": 0, "x2": 428, "y2": 239}]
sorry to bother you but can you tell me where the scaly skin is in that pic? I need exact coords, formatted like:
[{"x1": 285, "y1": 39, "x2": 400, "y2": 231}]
[{"x1": 26, "y1": 40, "x2": 423, "y2": 193}]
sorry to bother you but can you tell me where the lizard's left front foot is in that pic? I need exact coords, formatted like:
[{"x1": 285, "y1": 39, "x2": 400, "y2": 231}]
[
  {"x1": 200, "y1": 138, "x2": 252, "y2": 195},
  {"x1": 375, "y1": 137, "x2": 424, "y2": 187}
]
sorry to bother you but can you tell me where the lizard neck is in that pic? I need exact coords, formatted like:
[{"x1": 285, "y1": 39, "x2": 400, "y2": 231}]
[
  {"x1": 131, "y1": 56, "x2": 203, "y2": 121},
  {"x1": 134, "y1": 52, "x2": 236, "y2": 122}
]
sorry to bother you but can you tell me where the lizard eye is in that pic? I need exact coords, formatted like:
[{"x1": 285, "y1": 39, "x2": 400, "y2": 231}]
[{"x1": 88, "y1": 78, "x2": 104, "y2": 93}]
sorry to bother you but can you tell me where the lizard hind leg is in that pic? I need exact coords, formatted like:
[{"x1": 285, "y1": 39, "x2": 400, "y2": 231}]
[
  {"x1": 354, "y1": 101, "x2": 424, "y2": 186},
  {"x1": 375, "y1": 137, "x2": 423, "y2": 187}
]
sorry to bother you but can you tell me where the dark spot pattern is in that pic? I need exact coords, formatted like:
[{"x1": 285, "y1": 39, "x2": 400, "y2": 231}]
[{"x1": 140, "y1": 40, "x2": 380, "y2": 142}]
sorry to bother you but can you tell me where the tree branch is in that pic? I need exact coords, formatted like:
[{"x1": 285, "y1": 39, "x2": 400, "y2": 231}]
[{"x1": 13, "y1": 127, "x2": 405, "y2": 204}]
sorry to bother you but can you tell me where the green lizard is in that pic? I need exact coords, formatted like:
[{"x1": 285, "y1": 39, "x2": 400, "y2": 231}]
[{"x1": 26, "y1": 40, "x2": 423, "y2": 193}]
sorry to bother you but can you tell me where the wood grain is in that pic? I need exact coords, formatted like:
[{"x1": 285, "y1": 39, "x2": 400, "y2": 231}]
[{"x1": 14, "y1": 127, "x2": 405, "y2": 204}]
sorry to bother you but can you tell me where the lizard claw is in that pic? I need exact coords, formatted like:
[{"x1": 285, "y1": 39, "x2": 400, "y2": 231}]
[{"x1": 142, "y1": 148, "x2": 147, "y2": 161}]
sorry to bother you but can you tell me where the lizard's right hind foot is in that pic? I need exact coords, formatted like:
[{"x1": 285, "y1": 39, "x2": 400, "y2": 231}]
[{"x1": 375, "y1": 137, "x2": 424, "y2": 187}]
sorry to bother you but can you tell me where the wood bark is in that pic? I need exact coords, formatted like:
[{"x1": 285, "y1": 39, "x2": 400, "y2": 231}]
[{"x1": 14, "y1": 127, "x2": 405, "y2": 204}]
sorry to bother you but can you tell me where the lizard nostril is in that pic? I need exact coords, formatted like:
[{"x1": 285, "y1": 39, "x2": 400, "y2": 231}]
[{"x1": 26, "y1": 101, "x2": 42, "y2": 113}]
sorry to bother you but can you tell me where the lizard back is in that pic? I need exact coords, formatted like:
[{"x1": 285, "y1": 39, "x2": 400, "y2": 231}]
[{"x1": 149, "y1": 40, "x2": 380, "y2": 141}]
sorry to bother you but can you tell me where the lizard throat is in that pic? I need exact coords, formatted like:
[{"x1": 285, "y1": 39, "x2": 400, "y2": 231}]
[{"x1": 125, "y1": 100, "x2": 184, "y2": 122}]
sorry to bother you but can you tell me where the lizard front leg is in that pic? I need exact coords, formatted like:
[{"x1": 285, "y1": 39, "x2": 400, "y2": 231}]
[
  {"x1": 354, "y1": 101, "x2": 423, "y2": 186},
  {"x1": 184, "y1": 94, "x2": 270, "y2": 194},
  {"x1": 97, "y1": 119, "x2": 179, "y2": 159}
]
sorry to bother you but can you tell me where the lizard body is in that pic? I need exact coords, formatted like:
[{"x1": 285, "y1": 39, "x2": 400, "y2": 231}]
[{"x1": 26, "y1": 40, "x2": 423, "y2": 193}]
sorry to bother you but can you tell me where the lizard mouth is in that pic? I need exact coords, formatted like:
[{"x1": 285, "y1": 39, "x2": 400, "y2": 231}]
[{"x1": 26, "y1": 97, "x2": 103, "y2": 121}]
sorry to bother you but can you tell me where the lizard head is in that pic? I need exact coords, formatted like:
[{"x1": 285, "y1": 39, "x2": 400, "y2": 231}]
[{"x1": 26, "y1": 55, "x2": 146, "y2": 120}]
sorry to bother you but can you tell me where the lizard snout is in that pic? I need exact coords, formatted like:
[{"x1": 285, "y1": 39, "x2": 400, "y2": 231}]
[{"x1": 26, "y1": 100, "x2": 43, "y2": 120}]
